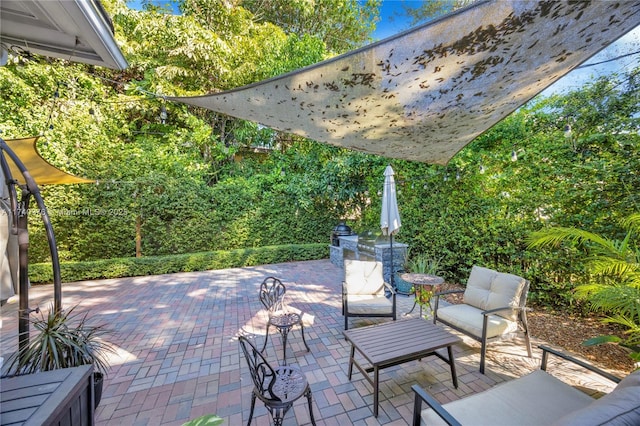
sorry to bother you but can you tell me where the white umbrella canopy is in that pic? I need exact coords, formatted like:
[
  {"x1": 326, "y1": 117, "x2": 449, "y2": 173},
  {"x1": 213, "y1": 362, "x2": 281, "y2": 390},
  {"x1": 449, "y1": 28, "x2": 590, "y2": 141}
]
[
  {"x1": 381, "y1": 165, "x2": 401, "y2": 287},
  {"x1": 381, "y1": 165, "x2": 401, "y2": 237}
]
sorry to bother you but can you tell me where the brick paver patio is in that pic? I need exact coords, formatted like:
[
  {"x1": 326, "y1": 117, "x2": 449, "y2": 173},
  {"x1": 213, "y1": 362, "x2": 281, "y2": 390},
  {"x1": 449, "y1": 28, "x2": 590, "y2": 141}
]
[{"x1": 0, "y1": 259, "x2": 619, "y2": 425}]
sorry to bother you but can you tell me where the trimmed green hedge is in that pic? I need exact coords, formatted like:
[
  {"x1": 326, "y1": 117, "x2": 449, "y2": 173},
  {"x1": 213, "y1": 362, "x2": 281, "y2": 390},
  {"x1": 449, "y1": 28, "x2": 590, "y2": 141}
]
[{"x1": 29, "y1": 244, "x2": 327, "y2": 284}]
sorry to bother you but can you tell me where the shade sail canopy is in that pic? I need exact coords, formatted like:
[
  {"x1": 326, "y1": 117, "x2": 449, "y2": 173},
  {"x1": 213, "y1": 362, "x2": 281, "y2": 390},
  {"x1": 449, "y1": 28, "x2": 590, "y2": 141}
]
[
  {"x1": 2, "y1": 137, "x2": 94, "y2": 185},
  {"x1": 172, "y1": 0, "x2": 640, "y2": 164}
]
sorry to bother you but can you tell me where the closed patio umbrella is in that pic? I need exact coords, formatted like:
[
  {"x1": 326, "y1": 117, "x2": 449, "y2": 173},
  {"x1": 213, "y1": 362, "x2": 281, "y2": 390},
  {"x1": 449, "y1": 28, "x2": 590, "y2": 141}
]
[{"x1": 380, "y1": 165, "x2": 401, "y2": 288}]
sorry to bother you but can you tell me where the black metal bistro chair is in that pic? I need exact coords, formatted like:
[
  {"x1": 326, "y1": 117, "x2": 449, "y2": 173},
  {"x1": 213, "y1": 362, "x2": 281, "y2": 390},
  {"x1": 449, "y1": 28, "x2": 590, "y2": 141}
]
[
  {"x1": 259, "y1": 277, "x2": 310, "y2": 364},
  {"x1": 239, "y1": 336, "x2": 317, "y2": 426}
]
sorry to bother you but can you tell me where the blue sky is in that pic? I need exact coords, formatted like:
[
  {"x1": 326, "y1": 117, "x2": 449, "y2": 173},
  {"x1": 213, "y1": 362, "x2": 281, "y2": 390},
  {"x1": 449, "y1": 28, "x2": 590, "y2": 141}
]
[
  {"x1": 370, "y1": 1, "x2": 424, "y2": 40},
  {"x1": 541, "y1": 27, "x2": 640, "y2": 96},
  {"x1": 127, "y1": 0, "x2": 416, "y2": 39}
]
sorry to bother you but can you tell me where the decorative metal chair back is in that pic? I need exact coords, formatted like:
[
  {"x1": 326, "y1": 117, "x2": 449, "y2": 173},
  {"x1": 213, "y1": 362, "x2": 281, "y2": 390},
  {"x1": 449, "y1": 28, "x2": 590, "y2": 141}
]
[
  {"x1": 239, "y1": 335, "x2": 281, "y2": 401},
  {"x1": 260, "y1": 276, "x2": 287, "y2": 313},
  {"x1": 239, "y1": 335, "x2": 316, "y2": 425}
]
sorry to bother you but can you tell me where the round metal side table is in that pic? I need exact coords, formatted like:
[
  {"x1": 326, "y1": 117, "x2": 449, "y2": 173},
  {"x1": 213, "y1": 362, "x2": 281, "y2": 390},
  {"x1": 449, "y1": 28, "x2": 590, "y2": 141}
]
[{"x1": 400, "y1": 273, "x2": 444, "y2": 317}]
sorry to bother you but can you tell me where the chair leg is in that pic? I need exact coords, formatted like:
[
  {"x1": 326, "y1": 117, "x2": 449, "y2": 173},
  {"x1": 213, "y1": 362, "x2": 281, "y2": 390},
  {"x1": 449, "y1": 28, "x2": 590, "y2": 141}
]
[
  {"x1": 269, "y1": 403, "x2": 292, "y2": 426},
  {"x1": 521, "y1": 312, "x2": 533, "y2": 358},
  {"x1": 480, "y1": 316, "x2": 489, "y2": 374},
  {"x1": 247, "y1": 392, "x2": 256, "y2": 426},
  {"x1": 432, "y1": 298, "x2": 440, "y2": 324},
  {"x1": 299, "y1": 322, "x2": 310, "y2": 352},
  {"x1": 261, "y1": 323, "x2": 271, "y2": 353},
  {"x1": 305, "y1": 387, "x2": 317, "y2": 426},
  {"x1": 524, "y1": 329, "x2": 533, "y2": 358},
  {"x1": 280, "y1": 326, "x2": 290, "y2": 365}
]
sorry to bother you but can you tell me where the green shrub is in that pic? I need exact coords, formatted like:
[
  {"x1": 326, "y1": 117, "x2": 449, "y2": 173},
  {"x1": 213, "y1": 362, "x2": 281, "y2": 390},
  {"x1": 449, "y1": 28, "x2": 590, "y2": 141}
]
[{"x1": 29, "y1": 244, "x2": 327, "y2": 284}]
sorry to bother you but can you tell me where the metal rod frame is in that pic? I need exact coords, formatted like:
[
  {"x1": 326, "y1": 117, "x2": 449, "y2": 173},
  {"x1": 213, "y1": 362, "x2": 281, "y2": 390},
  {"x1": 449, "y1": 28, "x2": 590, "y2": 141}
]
[{"x1": 0, "y1": 138, "x2": 63, "y2": 354}]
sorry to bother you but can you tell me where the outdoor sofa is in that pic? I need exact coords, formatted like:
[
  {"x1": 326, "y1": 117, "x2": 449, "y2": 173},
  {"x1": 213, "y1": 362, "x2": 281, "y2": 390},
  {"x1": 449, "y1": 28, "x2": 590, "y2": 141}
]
[{"x1": 412, "y1": 344, "x2": 640, "y2": 425}]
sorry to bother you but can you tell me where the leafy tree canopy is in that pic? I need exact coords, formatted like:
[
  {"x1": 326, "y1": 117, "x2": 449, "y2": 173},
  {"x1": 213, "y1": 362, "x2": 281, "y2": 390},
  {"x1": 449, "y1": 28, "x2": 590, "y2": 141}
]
[
  {"x1": 400, "y1": 0, "x2": 477, "y2": 27},
  {"x1": 108, "y1": 0, "x2": 327, "y2": 95},
  {"x1": 238, "y1": 0, "x2": 381, "y2": 54}
]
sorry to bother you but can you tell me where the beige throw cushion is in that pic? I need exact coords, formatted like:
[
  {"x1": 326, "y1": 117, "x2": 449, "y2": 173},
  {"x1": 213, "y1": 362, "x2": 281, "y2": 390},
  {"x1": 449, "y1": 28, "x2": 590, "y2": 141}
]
[
  {"x1": 463, "y1": 265, "x2": 526, "y2": 321},
  {"x1": 552, "y1": 370, "x2": 640, "y2": 426}
]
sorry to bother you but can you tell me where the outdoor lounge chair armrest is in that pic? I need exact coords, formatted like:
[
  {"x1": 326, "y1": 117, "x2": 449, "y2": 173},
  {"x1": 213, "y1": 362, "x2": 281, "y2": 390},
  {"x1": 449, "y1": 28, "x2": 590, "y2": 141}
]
[
  {"x1": 384, "y1": 281, "x2": 397, "y2": 294},
  {"x1": 411, "y1": 384, "x2": 462, "y2": 426},
  {"x1": 539, "y1": 345, "x2": 621, "y2": 384},
  {"x1": 432, "y1": 289, "x2": 464, "y2": 316}
]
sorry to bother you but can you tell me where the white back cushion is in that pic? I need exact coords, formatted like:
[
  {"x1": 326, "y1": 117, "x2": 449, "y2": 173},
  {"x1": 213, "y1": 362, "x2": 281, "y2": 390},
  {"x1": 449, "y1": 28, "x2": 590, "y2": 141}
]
[
  {"x1": 344, "y1": 260, "x2": 385, "y2": 295},
  {"x1": 463, "y1": 265, "x2": 496, "y2": 308},
  {"x1": 463, "y1": 265, "x2": 526, "y2": 321}
]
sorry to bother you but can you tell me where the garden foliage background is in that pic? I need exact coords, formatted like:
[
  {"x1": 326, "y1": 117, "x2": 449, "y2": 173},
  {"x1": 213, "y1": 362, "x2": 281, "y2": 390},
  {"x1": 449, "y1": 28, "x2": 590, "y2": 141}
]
[{"x1": 0, "y1": 0, "x2": 638, "y2": 311}]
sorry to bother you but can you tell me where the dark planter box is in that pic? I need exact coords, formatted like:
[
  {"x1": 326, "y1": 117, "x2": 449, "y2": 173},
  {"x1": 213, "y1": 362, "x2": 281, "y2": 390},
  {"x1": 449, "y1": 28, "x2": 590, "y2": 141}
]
[{"x1": 1, "y1": 364, "x2": 95, "y2": 425}]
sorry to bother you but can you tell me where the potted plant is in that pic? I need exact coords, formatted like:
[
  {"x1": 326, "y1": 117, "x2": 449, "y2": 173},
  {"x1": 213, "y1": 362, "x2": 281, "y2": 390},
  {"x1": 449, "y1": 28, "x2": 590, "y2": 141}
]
[
  {"x1": 394, "y1": 249, "x2": 419, "y2": 295},
  {"x1": 394, "y1": 267, "x2": 414, "y2": 295},
  {"x1": 4, "y1": 304, "x2": 115, "y2": 408},
  {"x1": 399, "y1": 254, "x2": 443, "y2": 311}
]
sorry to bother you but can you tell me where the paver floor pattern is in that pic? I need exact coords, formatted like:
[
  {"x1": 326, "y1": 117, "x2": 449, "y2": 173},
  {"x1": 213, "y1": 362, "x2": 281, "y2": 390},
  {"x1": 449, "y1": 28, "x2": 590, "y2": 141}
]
[{"x1": 0, "y1": 260, "x2": 618, "y2": 425}]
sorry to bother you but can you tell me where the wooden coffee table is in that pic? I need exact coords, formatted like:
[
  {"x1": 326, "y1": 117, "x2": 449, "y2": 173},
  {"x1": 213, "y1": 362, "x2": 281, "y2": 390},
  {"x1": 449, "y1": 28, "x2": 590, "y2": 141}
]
[{"x1": 343, "y1": 318, "x2": 461, "y2": 417}]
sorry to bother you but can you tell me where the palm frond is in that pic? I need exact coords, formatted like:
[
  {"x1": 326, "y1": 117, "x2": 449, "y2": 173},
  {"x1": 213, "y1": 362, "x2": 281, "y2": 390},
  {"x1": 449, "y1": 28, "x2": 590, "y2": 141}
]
[
  {"x1": 527, "y1": 226, "x2": 614, "y2": 249},
  {"x1": 582, "y1": 335, "x2": 621, "y2": 346},
  {"x1": 588, "y1": 257, "x2": 638, "y2": 278},
  {"x1": 621, "y1": 213, "x2": 640, "y2": 234},
  {"x1": 578, "y1": 285, "x2": 640, "y2": 320}
]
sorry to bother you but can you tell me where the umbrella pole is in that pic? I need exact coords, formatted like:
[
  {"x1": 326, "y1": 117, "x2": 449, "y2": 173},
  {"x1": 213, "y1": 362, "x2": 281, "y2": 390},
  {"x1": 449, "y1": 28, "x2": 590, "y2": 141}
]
[{"x1": 390, "y1": 234, "x2": 394, "y2": 289}]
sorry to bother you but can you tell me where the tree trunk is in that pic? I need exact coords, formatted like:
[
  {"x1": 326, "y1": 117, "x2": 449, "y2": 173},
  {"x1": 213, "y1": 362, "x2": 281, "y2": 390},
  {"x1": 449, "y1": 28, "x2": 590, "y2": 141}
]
[{"x1": 135, "y1": 215, "x2": 142, "y2": 257}]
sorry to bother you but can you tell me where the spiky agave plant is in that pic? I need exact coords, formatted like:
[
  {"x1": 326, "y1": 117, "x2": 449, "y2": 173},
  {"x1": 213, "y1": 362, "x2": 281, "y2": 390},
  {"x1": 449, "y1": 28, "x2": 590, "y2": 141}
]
[
  {"x1": 5, "y1": 304, "x2": 115, "y2": 376},
  {"x1": 527, "y1": 213, "x2": 640, "y2": 363}
]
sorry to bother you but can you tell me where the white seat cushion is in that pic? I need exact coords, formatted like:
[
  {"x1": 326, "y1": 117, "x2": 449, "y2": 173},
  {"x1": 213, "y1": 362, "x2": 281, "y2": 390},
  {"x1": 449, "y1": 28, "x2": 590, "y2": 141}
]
[
  {"x1": 421, "y1": 370, "x2": 594, "y2": 426},
  {"x1": 346, "y1": 294, "x2": 393, "y2": 314},
  {"x1": 436, "y1": 303, "x2": 518, "y2": 338}
]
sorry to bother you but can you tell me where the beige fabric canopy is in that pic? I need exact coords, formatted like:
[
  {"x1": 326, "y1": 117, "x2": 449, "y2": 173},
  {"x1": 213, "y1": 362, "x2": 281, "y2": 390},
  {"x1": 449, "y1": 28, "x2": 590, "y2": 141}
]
[
  {"x1": 0, "y1": 136, "x2": 92, "y2": 306},
  {"x1": 2, "y1": 137, "x2": 94, "y2": 185},
  {"x1": 172, "y1": 0, "x2": 640, "y2": 164}
]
